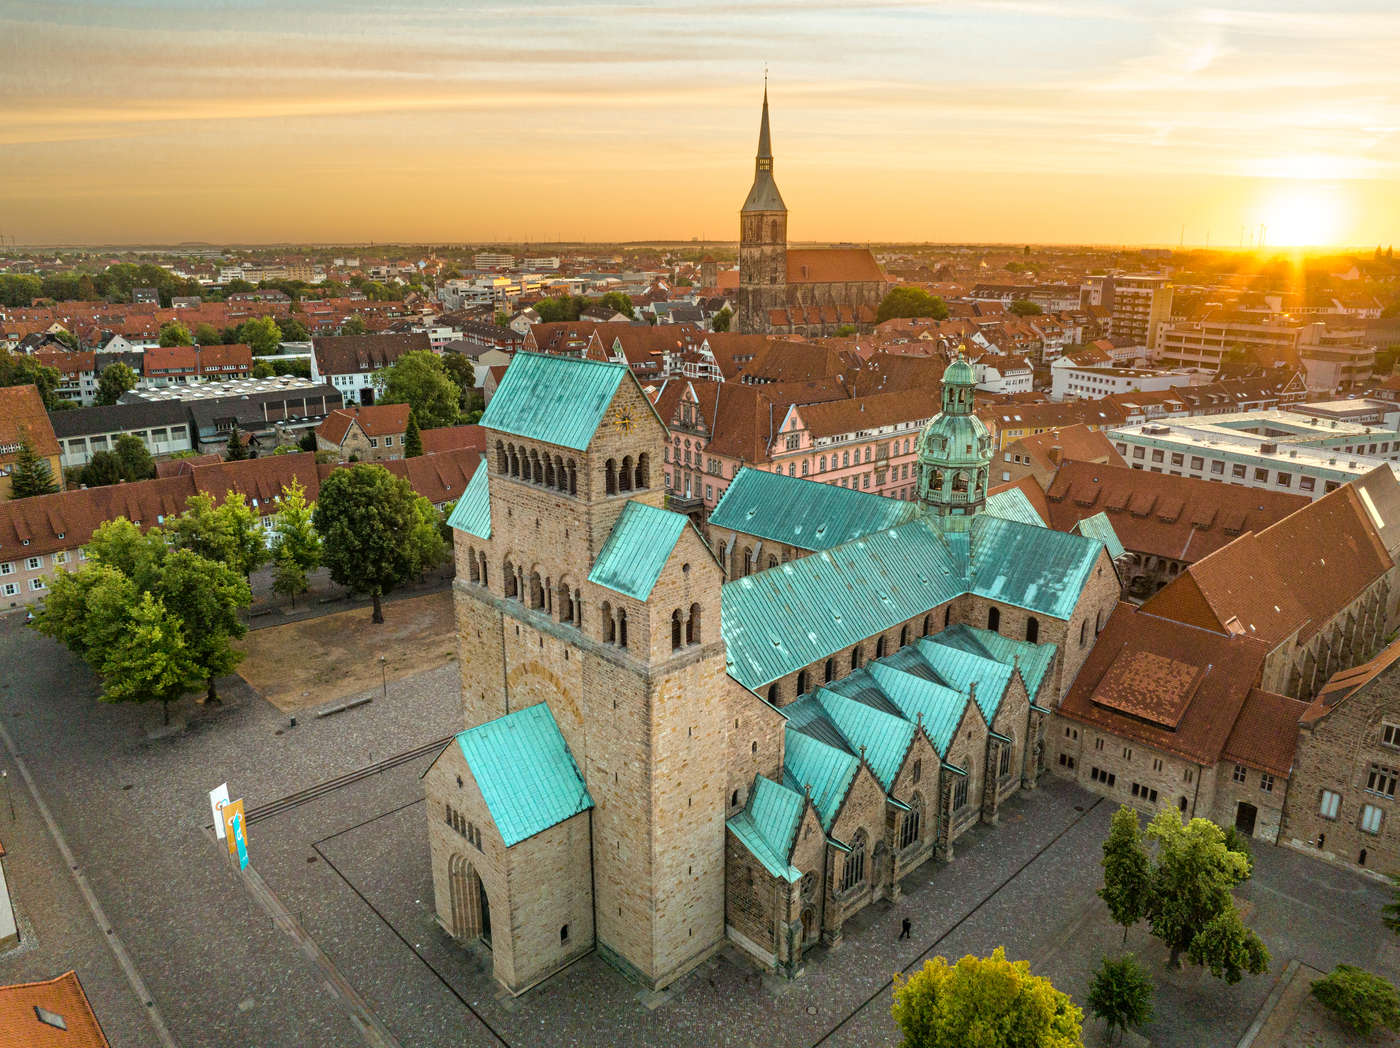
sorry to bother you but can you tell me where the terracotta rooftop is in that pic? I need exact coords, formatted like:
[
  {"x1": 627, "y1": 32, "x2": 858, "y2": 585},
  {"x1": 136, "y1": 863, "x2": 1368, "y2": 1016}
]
[
  {"x1": 1044, "y1": 462, "x2": 1308, "y2": 564},
  {"x1": 785, "y1": 248, "x2": 884, "y2": 285},
  {"x1": 0, "y1": 971, "x2": 110, "y2": 1048},
  {"x1": 315, "y1": 404, "x2": 411, "y2": 445},
  {"x1": 311, "y1": 332, "x2": 429, "y2": 375},
  {"x1": 418, "y1": 424, "x2": 485, "y2": 455},
  {"x1": 1007, "y1": 424, "x2": 1124, "y2": 473},
  {"x1": 1222, "y1": 689, "x2": 1308, "y2": 777},
  {"x1": 0, "y1": 384, "x2": 61, "y2": 461},
  {"x1": 1059, "y1": 603, "x2": 1273, "y2": 768}
]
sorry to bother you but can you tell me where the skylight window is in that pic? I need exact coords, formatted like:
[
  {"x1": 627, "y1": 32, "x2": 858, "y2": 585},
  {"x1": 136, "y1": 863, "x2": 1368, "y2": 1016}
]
[{"x1": 34, "y1": 1006, "x2": 68, "y2": 1031}]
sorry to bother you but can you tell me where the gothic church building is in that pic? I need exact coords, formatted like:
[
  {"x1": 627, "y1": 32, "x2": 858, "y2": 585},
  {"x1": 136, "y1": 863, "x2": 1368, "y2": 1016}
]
[
  {"x1": 734, "y1": 90, "x2": 887, "y2": 337},
  {"x1": 426, "y1": 352, "x2": 1120, "y2": 995}
]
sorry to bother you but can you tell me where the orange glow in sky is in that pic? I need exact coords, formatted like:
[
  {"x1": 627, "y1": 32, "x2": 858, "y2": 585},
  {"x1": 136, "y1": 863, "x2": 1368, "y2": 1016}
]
[{"x1": 3, "y1": 2, "x2": 1399, "y2": 246}]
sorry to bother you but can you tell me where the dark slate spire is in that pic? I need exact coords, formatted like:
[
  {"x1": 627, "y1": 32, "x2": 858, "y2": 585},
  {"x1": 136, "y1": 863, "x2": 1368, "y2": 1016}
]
[{"x1": 742, "y1": 85, "x2": 786, "y2": 213}]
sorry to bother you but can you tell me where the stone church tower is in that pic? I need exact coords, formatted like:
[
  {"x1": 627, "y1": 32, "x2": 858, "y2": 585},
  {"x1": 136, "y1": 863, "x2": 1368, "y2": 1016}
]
[
  {"x1": 915, "y1": 352, "x2": 992, "y2": 530},
  {"x1": 735, "y1": 87, "x2": 787, "y2": 335}
]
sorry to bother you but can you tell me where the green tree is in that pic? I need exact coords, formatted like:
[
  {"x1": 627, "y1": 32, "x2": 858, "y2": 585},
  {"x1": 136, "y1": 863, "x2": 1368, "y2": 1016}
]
[
  {"x1": 1009, "y1": 299, "x2": 1043, "y2": 316},
  {"x1": 891, "y1": 947, "x2": 1083, "y2": 1048},
  {"x1": 493, "y1": 310, "x2": 511, "y2": 328},
  {"x1": 440, "y1": 353, "x2": 475, "y2": 409},
  {"x1": 113, "y1": 434, "x2": 155, "y2": 482},
  {"x1": 156, "y1": 547, "x2": 250, "y2": 704},
  {"x1": 298, "y1": 430, "x2": 318, "y2": 452},
  {"x1": 269, "y1": 479, "x2": 320, "y2": 605},
  {"x1": 235, "y1": 315, "x2": 282, "y2": 356},
  {"x1": 711, "y1": 306, "x2": 732, "y2": 332},
  {"x1": 375, "y1": 350, "x2": 460, "y2": 429},
  {"x1": 168, "y1": 491, "x2": 267, "y2": 578},
  {"x1": 835, "y1": 324, "x2": 857, "y2": 337},
  {"x1": 877, "y1": 287, "x2": 950, "y2": 324},
  {"x1": 79, "y1": 451, "x2": 123, "y2": 488},
  {"x1": 280, "y1": 316, "x2": 310, "y2": 342},
  {"x1": 312, "y1": 464, "x2": 418, "y2": 623},
  {"x1": 8, "y1": 432, "x2": 58, "y2": 499},
  {"x1": 193, "y1": 322, "x2": 222, "y2": 346},
  {"x1": 0, "y1": 353, "x2": 62, "y2": 408},
  {"x1": 33, "y1": 561, "x2": 136, "y2": 662},
  {"x1": 95, "y1": 591, "x2": 200, "y2": 724},
  {"x1": 0, "y1": 274, "x2": 42, "y2": 307},
  {"x1": 340, "y1": 316, "x2": 368, "y2": 336},
  {"x1": 158, "y1": 321, "x2": 194, "y2": 346},
  {"x1": 406, "y1": 495, "x2": 448, "y2": 578},
  {"x1": 226, "y1": 425, "x2": 250, "y2": 461},
  {"x1": 1086, "y1": 955, "x2": 1153, "y2": 1046},
  {"x1": 1100, "y1": 806, "x2": 1151, "y2": 943},
  {"x1": 404, "y1": 412, "x2": 424, "y2": 457},
  {"x1": 96, "y1": 361, "x2": 138, "y2": 405},
  {"x1": 598, "y1": 291, "x2": 635, "y2": 318},
  {"x1": 1143, "y1": 810, "x2": 1269, "y2": 981},
  {"x1": 252, "y1": 360, "x2": 275, "y2": 379},
  {"x1": 1311, "y1": 965, "x2": 1400, "y2": 1036}
]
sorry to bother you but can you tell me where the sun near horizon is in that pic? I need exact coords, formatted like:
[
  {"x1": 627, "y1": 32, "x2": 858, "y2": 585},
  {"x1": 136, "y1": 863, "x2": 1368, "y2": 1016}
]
[{"x1": 2, "y1": 1, "x2": 1398, "y2": 248}]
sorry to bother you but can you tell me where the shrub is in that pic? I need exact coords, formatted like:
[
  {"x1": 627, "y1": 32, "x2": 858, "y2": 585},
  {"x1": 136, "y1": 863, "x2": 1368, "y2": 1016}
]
[{"x1": 1311, "y1": 964, "x2": 1400, "y2": 1035}]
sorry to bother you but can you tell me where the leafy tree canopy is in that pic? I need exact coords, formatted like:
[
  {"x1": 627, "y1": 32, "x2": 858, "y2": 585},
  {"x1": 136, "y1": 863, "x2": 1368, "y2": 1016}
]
[
  {"x1": 877, "y1": 287, "x2": 950, "y2": 324},
  {"x1": 711, "y1": 306, "x2": 732, "y2": 332},
  {"x1": 404, "y1": 412, "x2": 424, "y2": 457},
  {"x1": 96, "y1": 361, "x2": 138, "y2": 406},
  {"x1": 158, "y1": 321, "x2": 194, "y2": 346},
  {"x1": 167, "y1": 490, "x2": 267, "y2": 578},
  {"x1": 1100, "y1": 806, "x2": 1151, "y2": 940},
  {"x1": 235, "y1": 315, "x2": 282, "y2": 356},
  {"x1": 1009, "y1": 299, "x2": 1043, "y2": 316},
  {"x1": 375, "y1": 350, "x2": 461, "y2": 429},
  {"x1": 891, "y1": 947, "x2": 1083, "y2": 1048},
  {"x1": 1086, "y1": 955, "x2": 1153, "y2": 1045},
  {"x1": 0, "y1": 351, "x2": 62, "y2": 408},
  {"x1": 193, "y1": 322, "x2": 222, "y2": 346},
  {"x1": 1312, "y1": 965, "x2": 1400, "y2": 1036},
  {"x1": 113, "y1": 433, "x2": 155, "y2": 482},
  {"x1": 312, "y1": 464, "x2": 419, "y2": 622}
]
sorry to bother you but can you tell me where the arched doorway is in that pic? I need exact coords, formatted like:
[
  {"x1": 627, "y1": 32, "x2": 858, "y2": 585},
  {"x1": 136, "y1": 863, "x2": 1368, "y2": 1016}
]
[
  {"x1": 801, "y1": 907, "x2": 817, "y2": 947},
  {"x1": 447, "y1": 853, "x2": 491, "y2": 949},
  {"x1": 1234, "y1": 802, "x2": 1257, "y2": 838}
]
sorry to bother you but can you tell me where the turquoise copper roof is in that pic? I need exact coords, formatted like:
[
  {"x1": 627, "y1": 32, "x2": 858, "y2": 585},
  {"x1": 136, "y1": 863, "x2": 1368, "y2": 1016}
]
[
  {"x1": 967, "y1": 514, "x2": 1101, "y2": 620},
  {"x1": 865, "y1": 662, "x2": 970, "y2": 757},
  {"x1": 726, "y1": 775, "x2": 803, "y2": 882},
  {"x1": 1073, "y1": 511, "x2": 1126, "y2": 561},
  {"x1": 446, "y1": 459, "x2": 491, "y2": 539},
  {"x1": 914, "y1": 636, "x2": 1013, "y2": 724},
  {"x1": 809, "y1": 688, "x2": 915, "y2": 790},
  {"x1": 721, "y1": 518, "x2": 963, "y2": 691},
  {"x1": 931, "y1": 624, "x2": 1057, "y2": 701},
  {"x1": 782, "y1": 728, "x2": 859, "y2": 831},
  {"x1": 455, "y1": 702, "x2": 592, "y2": 847},
  {"x1": 709, "y1": 468, "x2": 919, "y2": 552},
  {"x1": 478, "y1": 352, "x2": 626, "y2": 451},
  {"x1": 984, "y1": 486, "x2": 1046, "y2": 527},
  {"x1": 588, "y1": 501, "x2": 689, "y2": 600}
]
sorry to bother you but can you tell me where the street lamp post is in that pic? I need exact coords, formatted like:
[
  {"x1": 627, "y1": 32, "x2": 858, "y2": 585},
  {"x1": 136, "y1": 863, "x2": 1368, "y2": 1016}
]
[{"x1": 380, "y1": 655, "x2": 387, "y2": 702}]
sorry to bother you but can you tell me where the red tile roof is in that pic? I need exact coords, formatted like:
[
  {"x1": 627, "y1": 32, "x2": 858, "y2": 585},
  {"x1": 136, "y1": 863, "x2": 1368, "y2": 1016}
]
[
  {"x1": 418, "y1": 424, "x2": 484, "y2": 455},
  {"x1": 785, "y1": 248, "x2": 884, "y2": 285},
  {"x1": 1059, "y1": 603, "x2": 1273, "y2": 767},
  {"x1": 1222, "y1": 689, "x2": 1308, "y2": 776},
  {"x1": 315, "y1": 404, "x2": 411, "y2": 445},
  {"x1": 0, "y1": 971, "x2": 110, "y2": 1048},
  {"x1": 0, "y1": 385, "x2": 61, "y2": 461},
  {"x1": 1044, "y1": 462, "x2": 1308, "y2": 564}
]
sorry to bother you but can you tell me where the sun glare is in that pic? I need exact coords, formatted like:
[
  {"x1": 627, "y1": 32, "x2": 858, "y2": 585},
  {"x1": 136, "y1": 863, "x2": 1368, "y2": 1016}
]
[{"x1": 1255, "y1": 182, "x2": 1344, "y2": 247}]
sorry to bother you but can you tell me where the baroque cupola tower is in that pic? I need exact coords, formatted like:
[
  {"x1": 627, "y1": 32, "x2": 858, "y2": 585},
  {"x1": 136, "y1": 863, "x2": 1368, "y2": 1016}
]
[
  {"x1": 915, "y1": 350, "x2": 992, "y2": 530},
  {"x1": 735, "y1": 86, "x2": 788, "y2": 334}
]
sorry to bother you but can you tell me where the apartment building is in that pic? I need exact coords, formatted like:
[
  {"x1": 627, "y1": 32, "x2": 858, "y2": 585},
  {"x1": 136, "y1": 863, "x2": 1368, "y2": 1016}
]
[{"x1": 1111, "y1": 275, "x2": 1172, "y2": 351}]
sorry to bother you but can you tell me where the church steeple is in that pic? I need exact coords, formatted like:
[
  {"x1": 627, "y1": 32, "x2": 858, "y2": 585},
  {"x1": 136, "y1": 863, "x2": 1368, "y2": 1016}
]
[
  {"x1": 915, "y1": 349, "x2": 992, "y2": 531},
  {"x1": 742, "y1": 85, "x2": 786, "y2": 213}
]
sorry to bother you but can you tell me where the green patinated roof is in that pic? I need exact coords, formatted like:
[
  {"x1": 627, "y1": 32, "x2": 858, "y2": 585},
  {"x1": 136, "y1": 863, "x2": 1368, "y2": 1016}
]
[
  {"x1": 455, "y1": 702, "x2": 592, "y2": 847},
  {"x1": 967, "y1": 514, "x2": 1101, "y2": 621},
  {"x1": 721, "y1": 512, "x2": 1100, "y2": 691},
  {"x1": 783, "y1": 728, "x2": 859, "y2": 831},
  {"x1": 864, "y1": 662, "x2": 970, "y2": 757},
  {"x1": 727, "y1": 775, "x2": 803, "y2": 882},
  {"x1": 709, "y1": 468, "x2": 919, "y2": 552},
  {"x1": 914, "y1": 636, "x2": 1013, "y2": 724},
  {"x1": 446, "y1": 459, "x2": 491, "y2": 539},
  {"x1": 722, "y1": 518, "x2": 964, "y2": 691},
  {"x1": 1073, "y1": 511, "x2": 1126, "y2": 561},
  {"x1": 809, "y1": 688, "x2": 915, "y2": 790},
  {"x1": 478, "y1": 352, "x2": 626, "y2": 451},
  {"x1": 931, "y1": 624, "x2": 1058, "y2": 701},
  {"x1": 588, "y1": 501, "x2": 689, "y2": 600},
  {"x1": 984, "y1": 486, "x2": 1045, "y2": 527},
  {"x1": 944, "y1": 355, "x2": 976, "y2": 386}
]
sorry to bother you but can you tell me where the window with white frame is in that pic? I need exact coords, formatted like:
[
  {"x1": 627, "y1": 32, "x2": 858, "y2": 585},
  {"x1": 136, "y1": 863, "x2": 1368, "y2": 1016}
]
[
  {"x1": 1, "y1": 583, "x2": 16, "y2": 597},
  {"x1": 0, "y1": 562, "x2": 11, "y2": 575},
  {"x1": 1319, "y1": 790, "x2": 1340, "y2": 819},
  {"x1": 1361, "y1": 804, "x2": 1384, "y2": 835},
  {"x1": 53, "y1": 552, "x2": 66, "y2": 565},
  {"x1": 29, "y1": 578, "x2": 45, "y2": 591},
  {"x1": 26, "y1": 556, "x2": 42, "y2": 571}
]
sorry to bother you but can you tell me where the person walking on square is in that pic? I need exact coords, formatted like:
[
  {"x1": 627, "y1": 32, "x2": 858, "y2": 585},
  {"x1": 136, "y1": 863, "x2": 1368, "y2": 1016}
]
[{"x1": 898, "y1": 917, "x2": 911, "y2": 940}]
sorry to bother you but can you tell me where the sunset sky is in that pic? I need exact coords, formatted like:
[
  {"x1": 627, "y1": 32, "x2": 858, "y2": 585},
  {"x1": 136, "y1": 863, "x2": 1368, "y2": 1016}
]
[{"x1": 4, "y1": 0, "x2": 1399, "y2": 247}]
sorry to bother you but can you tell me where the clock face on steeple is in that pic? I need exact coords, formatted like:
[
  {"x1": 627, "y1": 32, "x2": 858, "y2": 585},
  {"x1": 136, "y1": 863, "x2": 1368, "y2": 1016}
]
[{"x1": 610, "y1": 407, "x2": 635, "y2": 433}]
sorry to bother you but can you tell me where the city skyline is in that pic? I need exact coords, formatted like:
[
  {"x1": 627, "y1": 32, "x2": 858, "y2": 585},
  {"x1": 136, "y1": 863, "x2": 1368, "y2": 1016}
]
[{"x1": 4, "y1": 0, "x2": 1399, "y2": 246}]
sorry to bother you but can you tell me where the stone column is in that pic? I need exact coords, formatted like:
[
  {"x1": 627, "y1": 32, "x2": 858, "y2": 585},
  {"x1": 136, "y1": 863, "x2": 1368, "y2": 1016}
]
[
  {"x1": 982, "y1": 739, "x2": 1001, "y2": 826},
  {"x1": 936, "y1": 769, "x2": 955, "y2": 863}
]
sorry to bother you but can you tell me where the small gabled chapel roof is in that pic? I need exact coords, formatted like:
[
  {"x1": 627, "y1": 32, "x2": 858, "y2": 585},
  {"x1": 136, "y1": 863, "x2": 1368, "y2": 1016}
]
[
  {"x1": 782, "y1": 728, "x2": 858, "y2": 831},
  {"x1": 726, "y1": 775, "x2": 804, "y2": 882},
  {"x1": 588, "y1": 501, "x2": 690, "y2": 600},
  {"x1": 445, "y1": 459, "x2": 490, "y2": 539},
  {"x1": 455, "y1": 703, "x2": 592, "y2": 848}
]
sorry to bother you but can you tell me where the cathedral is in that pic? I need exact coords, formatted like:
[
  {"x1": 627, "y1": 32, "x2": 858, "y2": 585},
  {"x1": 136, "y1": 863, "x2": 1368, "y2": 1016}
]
[
  {"x1": 426, "y1": 351, "x2": 1121, "y2": 995},
  {"x1": 734, "y1": 90, "x2": 888, "y2": 336}
]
